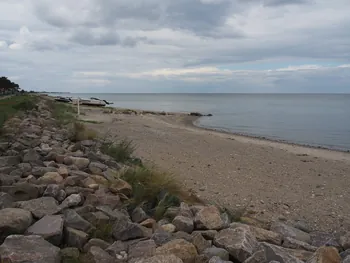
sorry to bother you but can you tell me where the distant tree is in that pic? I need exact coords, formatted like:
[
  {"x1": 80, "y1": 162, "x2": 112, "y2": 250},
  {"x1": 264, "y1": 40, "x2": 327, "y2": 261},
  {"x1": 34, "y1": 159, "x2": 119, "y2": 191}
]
[{"x1": 0, "y1": 77, "x2": 22, "y2": 95}]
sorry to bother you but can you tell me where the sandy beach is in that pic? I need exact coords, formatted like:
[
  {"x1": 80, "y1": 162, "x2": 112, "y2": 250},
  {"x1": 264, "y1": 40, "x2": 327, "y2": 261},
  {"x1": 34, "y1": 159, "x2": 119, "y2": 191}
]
[{"x1": 81, "y1": 106, "x2": 350, "y2": 232}]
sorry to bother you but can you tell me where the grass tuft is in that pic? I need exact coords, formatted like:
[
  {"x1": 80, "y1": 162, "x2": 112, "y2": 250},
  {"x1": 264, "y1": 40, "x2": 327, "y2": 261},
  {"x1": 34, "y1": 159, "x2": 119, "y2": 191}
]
[
  {"x1": 100, "y1": 139, "x2": 135, "y2": 163},
  {"x1": 91, "y1": 222, "x2": 114, "y2": 241},
  {"x1": 69, "y1": 122, "x2": 97, "y2": 142},
  {"x1": 120, "y1": 166, "x2": 202, "y2": 217},
  {"x1": 0, "y1": 95, "x2": 38, "y2": 129},
  {"x1": 46, "y1": 100, "x2": 77, "y2": 125}
]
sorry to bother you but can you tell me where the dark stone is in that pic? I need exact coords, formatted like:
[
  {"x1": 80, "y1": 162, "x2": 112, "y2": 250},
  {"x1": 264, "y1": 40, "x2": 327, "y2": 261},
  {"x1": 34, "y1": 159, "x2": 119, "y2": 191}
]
[
  {"x1": 0, "y1": 192, "x2": 14, "y2": 209},
  {"x1": 173, "y1": 216, "x2": 194, "y2": 233},
  {"x1": 151, "y1": 229, "x2": 173, "y2": 246},
  {"x1": 173, "y1": 231, "x2": 193, "y2": 243},
  {"x1": 0, "y1": 208, "x2": 33, "y2": 241},
  {"x1": 32, "y1": 166, "x2": 57, "y2": 177},
  {"x1": 0, "y1": 156, "x2": 21, "y2": 167},
  {"x1": 84, "y1": 194, "x2": 122, "y2": 210},
  {"x1": 0, "y1": 235, "x2": 61, "y2": 263},
  {"x1": 106, "y1": 240, "x2": 128, "y2": 256},
  {"x1": 26, "y1": 215, "x2": 64, "y2": 246},
  {"x1": 64, "y1": 227, "x2": 89, "y2": 251},
  {"x1": 60, "y1": 194, "x2": 83, "y2": 209},
  {"x1": 310, "y1": 231, "x2": 340, "y2": 248},
  {"x1": 23, "y1": 149, "x2": 41, "y2": 163},
  {"x1": 132, "y1": 207, "x2": 149, "y2": 223},
  {"x1": 83, "y1": 238, "x2": 111, "y2": 253},
  {"x1": 83, "y1": 211, "x2": 110, "y2": 227},
  {"x1": 88, "y1": 246, "x2": 115, "y2": 263},
  {"x1": 203, "y1": 247, "x2": 230, "y2": 261},
  {"x1": 17, "y1": 197, "x2": 61, "y2": 219},
  {"x1": 112, "y1": 217, "x2": 146, "y2": 241},
  {"x1": 60, "y1": 247, "x2": 80, "y2": 263},
  {"x1": 63, "y1": 209, "x2": 94, "y2": 233},
  {"x1": 0, "y1": 173, "x2": 18, "y2": 186},
  {"x1": 0, "y1": 183, "x2": 40, "y2": 201},
  {"x1": 128, "y1": 239, "x2": 156, "y2": 260}
]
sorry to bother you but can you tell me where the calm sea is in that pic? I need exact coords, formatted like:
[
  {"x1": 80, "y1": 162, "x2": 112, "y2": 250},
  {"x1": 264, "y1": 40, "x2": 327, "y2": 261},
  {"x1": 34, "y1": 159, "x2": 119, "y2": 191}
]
[{"x1": 51, "y1": 93, "x2": 350, "y2": 151}]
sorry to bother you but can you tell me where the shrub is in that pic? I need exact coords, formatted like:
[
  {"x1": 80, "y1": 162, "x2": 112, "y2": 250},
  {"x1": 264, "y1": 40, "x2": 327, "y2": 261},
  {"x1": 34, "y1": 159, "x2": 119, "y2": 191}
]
[
  {"x1": 120, "y1": 166, "x2": 203, "y2": 217},
  {"x1": 100, "y1": 139, "x2": 135, "y2": 163},
  {"x1": 70, "y1": 122, "x2": 97, "y2": 142},
  {"x1": 46, "y1": 99, "x2": 77, "y2": 125}
]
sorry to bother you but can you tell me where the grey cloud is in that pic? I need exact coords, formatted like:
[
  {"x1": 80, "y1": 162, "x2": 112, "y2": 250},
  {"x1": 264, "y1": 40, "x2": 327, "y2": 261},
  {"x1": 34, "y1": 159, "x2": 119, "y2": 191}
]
[
  {"x1": 33, "y1": 0, "x2": 236, "y2": 37},
  {"x1": 70, "y1": 29, "x2": 120, "y2": 46},
  {"x1": 263, "y1": 0, "x2": 310, "y2": 6}
]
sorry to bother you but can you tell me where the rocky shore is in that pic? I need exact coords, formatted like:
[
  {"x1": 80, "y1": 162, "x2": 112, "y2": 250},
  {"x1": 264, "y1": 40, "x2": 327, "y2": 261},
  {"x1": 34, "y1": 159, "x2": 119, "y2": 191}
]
[{"x1": 0, "y1": 96, "x2": 349, "y2": 263}]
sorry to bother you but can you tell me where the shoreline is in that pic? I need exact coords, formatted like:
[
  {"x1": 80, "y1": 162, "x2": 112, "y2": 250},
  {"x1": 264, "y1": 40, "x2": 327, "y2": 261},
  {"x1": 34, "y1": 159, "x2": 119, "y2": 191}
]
[
  {"x1": 80, "y1": 104, "x2": 350, "y2": 231},
  {"x1": 186, "y1": 116, "x2": 350, "y2": 158}
]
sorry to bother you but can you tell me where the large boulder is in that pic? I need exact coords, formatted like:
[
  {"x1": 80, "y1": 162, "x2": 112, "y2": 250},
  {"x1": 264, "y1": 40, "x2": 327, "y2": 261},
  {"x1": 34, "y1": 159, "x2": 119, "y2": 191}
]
[
  {"x1": 310, "y1": 231, "x2": 340, "y2": 248},
  {"x1": 213, "y1": 227, "x2": 258, "y2": 262},
  {"x1": 32, "y1": 166, "x2": 57, "y2": 177},
  {"x1": 89, "y1": 162, "x2": 108, "y2": 175},
  {"x1": 202, "y1": 247, "x2": 230, "y2": 261},
  {"x1": 112, "y1": 216, "x2": 147, "y2": 241},
  {"x1": 0, "y1": 192, "x2": 14, "y2": 209},
  {"x1": 63, "y1": 209, "x2": 94, "y2": 233},
  {"x1": 244, "y1": 242, "x2": 304, "y2": 263},
  {"x1": 173, "y1": 216, "x2": 194, "y2": 234},
  {"x1": 132, "y1": 207, "x2": 149, "y2": 223},
  {"x1": 151, "y1": 229, "x2": 173, "y2": 246},
  {"x1": 0, "y1": 208, "x2": 33, "y2": 241},
  {"x1": 306, "y1": 246, "x2": 341, "y2": 263},
  {"x1": 23, "y1": 149, "x2": 41, "y2": 163},
  {"x1": 84, "y1": 193, "x2": 122, "y2": 210},
  {"x1": 282, "y1": 237, "x2": 317, "y2": 252},
  {"x1": 195, "y1": 206, "x2": 224, "y2": 230},
  {"x1": 36, "y1": 172, "x2": 63, "y2": 185},
  {"x1": 87, "y1": 246, "x2": 115, "y2": 263},
  {"x1": 26, "y1": 215, "x2": 64, "y2": 246},
  {"x1": 0, "y1": 235, "x2": 61, "y2": 263},
  {"x1": 60, "y1": 194, "x2": 83, "y2": 209},
  {"x1": 128, "y1": 239, "x2": 157, "y2": 260},
  {"x1": 230, "y1": 222, "x2": 282, "y2": 246},
  {"x1": 17, "y1": 197, "x2": 61, "y2": 219},
  {"x1": 65, "y1": 157, "x2": 90, "y2": 170},
  {"x1": 64, "y1": 227, "x2": 89, "y2": 251},
  {"x1": 270, "y1": 222, "x2": 310, "y2": 244},
  {"x1": 83, "y1": 238, "x2": 111, "y2": 253},
  {"x1": 0, "y1": 156, "x2": 21, "y2": 167},
  {"x1": 109, "y1": 178, "x2": 133, "y2": 196},
  {"x1": 0, "y1": 182, "x2": 40, "y2": 201},
  {"x1": 192, "y1": 232, "x2": 211, "y2": 253},
  {"x1": 134, "y1": 255, "x2": 184, "y2": 263},
  {"x1": 156, "y1": 239, "x2": 198, "y2": 263}
]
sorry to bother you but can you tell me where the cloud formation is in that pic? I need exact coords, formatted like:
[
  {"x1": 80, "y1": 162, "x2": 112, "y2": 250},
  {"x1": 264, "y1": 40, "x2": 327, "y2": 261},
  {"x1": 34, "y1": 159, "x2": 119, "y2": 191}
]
[{"x1": 0, "y1": 0, "x2": 349, "y2": 93}]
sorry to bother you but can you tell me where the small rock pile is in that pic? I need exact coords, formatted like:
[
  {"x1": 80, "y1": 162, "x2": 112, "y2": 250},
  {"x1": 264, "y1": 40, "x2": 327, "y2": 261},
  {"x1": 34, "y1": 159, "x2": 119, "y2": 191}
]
[{"x1": 0, "y1": 98, "x2": 348, "y2": 263}]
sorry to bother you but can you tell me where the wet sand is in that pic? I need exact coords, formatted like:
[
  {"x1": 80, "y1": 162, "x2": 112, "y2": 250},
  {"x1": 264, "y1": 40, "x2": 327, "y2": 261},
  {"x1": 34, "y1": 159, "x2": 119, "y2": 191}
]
[{"x1": 81, "y1": 107, "x2": 350, "y2": 232}]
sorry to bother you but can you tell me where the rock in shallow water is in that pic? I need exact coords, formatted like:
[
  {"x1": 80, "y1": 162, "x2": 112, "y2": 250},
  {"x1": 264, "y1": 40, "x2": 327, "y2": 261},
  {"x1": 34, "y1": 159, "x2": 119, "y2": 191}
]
[{"x1": 0, "y1": 235, "x2": 61, "y2": 263}]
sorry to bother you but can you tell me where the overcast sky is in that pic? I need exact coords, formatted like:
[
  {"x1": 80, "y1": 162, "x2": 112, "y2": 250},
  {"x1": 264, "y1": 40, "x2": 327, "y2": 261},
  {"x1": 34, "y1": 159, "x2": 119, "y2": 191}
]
[{"x1": 1, "y1": 0, "x2": 350, "y2": 93}]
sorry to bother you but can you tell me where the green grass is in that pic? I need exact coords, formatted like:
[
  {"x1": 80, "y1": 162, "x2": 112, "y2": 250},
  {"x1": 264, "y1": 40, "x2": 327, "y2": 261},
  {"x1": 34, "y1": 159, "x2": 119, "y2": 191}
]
[
  {"x1": 91, "y1": 222, "x2": 114, "y2": 241},
  {"x1": 100, "y1": 139, "x2": 136, "y2": 163},
  {"x1": 69, "y1": 122, "x2": 97, "y2": 142},
  {"x1": 120, "y1": 166, "x2": 202, "y2": 218},
  {"x1": 46, "y1": 99, "x2": 77, "y2": 125},
  {"x1": 0, "y1": 95, "x2": 38, "y2": 130}
]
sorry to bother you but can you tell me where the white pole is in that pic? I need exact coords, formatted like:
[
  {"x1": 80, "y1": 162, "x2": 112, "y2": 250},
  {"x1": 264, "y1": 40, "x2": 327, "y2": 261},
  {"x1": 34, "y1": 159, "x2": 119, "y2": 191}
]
[{"x1": 77, "y1": 97, "x2": 80, "y2": 117}]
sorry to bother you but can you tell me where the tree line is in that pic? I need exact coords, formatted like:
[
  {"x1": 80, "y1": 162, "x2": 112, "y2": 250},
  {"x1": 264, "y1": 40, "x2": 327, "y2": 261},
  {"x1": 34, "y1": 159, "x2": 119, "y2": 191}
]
[{"x1": 0, "y1": 76, "x2": 22, "y2": 95}]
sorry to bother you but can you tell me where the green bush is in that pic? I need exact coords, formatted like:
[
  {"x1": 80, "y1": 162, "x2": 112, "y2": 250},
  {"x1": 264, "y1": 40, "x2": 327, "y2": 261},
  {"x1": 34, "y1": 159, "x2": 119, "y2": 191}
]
[{"x1": 100, "y1": 139, "x2": 135, "y2": 163}]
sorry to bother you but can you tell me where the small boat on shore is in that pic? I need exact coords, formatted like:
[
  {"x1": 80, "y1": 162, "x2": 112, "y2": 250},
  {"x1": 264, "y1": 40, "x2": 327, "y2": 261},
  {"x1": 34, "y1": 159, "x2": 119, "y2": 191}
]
[
  {"x1": 54, "y1": 96, "x2": 72, "y2": 103},
  {"x1": 71, "y1": 97, "x2": 113, "y2": 107}
]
